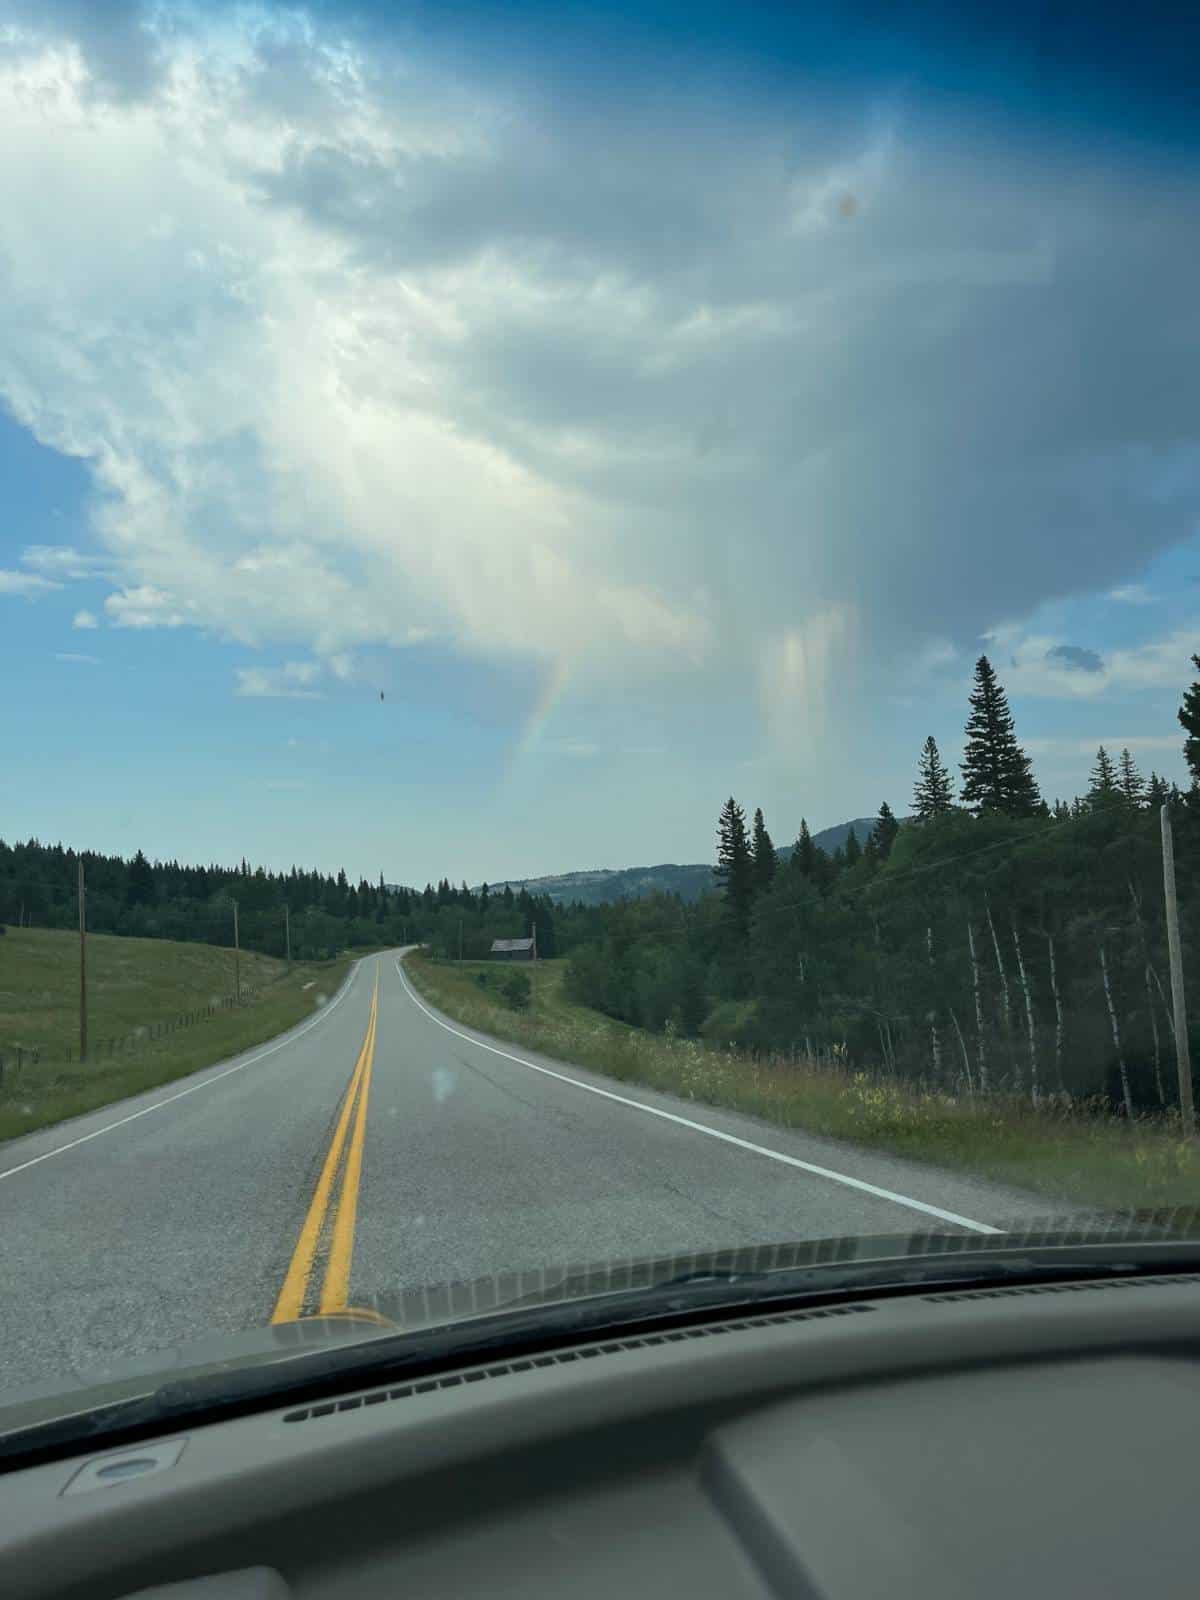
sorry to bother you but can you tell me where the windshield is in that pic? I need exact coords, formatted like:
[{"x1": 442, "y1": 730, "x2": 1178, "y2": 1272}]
[{"x1": 2, "y1": 0, "x2": 1200, "y2": 1436}]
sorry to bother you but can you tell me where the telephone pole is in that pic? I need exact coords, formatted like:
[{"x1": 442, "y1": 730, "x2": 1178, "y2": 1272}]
[
  {"x1": 1161, "y1": 802, "x2": 1194, "y2": 1135},
  {"x1": 459, "y1": 918, "x2": 464, "y2": 964},
  {"x1": 284, "y1": 904, "x2": 291, "y2": 974},
  {"x1": 531, "y1": 918, "x2": 538, "y2": 1005},
  {"x1": 232, "y1": 899, "x2": 241, "y2": 1005},
  {"x1": 78, "y1": 858, "x2": 88, "y2": 1063}
]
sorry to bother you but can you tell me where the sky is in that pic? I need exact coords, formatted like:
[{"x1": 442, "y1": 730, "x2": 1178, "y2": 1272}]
[{"x1": 0, "y1": 1, "x2": 1198, "y2": 887}]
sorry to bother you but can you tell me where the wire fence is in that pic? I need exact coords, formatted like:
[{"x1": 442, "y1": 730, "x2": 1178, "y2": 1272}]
[{"x1": 0, "y1": 984, "x2": 264, "y2": 1085}]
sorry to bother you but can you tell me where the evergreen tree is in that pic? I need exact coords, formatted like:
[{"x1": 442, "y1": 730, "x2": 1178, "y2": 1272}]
[
  {"x1": 715, "y1": 796, "x2": 754, "y2": 933},
  {"x1": 1179, "y1": 654, "x2": 1200, "y2": 783},
  {"x1": 793, "y1": 818, "x2": 817, "y2": 878},
  {"x1": 750, "y1": 807, "x2": 777, "y2": 893},
  {"x1": 1117, "y1": 748, "x2": 1146, "y2": 809},
  {"x1": 479, "y1": 882, "x2": 490, "y2": 913},
  {"x1": 843, "y1": 826, "x2": 862, "y2": 868},
  {"x1": 1087, "y1": 746, "x2": 1119, "y2": 809},
  {"x1": 127, "y1": 849, "x2": 155, "y2": 907},
  {"x1": 869, "y1": 800, "x2": 900, "y2": 860},
  {"x1": 913, "y1": 736, "x2": 953, "y2": 821},
  {"x1": 959, "y1": 656, "x2": 1042, "y2": 816},
  {"x1": 1052, "y1": 798, "x2": 1071, "y2": 821},
  {"x1": 1147, "y1": 771, "x2": 1169, "y2": 808}
]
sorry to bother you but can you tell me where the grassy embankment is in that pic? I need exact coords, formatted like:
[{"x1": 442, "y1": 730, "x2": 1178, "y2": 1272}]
[
  {"x1": 0, "y1": 926, "x2": 353, "y2": 1143},
  {"x1": 405, "y1": 952, "x2": 1200, "y2": 1214}
]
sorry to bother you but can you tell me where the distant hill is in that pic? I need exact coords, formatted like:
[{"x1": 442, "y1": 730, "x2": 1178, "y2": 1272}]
[{"x1": 482, "y1": 818, "x2": 879, "y2": 907}]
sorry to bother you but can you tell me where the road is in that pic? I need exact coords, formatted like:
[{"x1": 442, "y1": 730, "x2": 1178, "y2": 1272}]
[{"x1": 0, "y1": 951, "x2": 1059, "y2": 1397}]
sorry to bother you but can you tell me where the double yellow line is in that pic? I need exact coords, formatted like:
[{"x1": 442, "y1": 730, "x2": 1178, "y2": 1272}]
[{"x1": 272, "y1": 964, "x2": 379, "y2": 1322}]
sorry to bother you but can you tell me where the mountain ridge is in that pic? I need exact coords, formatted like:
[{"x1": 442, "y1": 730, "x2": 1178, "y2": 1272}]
[{"x1": 479, "y1": 817, "x2": 878, "y2": 906}]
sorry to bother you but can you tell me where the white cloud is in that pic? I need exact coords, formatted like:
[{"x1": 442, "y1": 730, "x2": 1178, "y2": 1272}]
[
  {"x1": 105, "y1": 586, "x2": 191, "y2": 629},
  {"x1": 987, "y1": 623, "x2": 1200, "y2": 700},
  {"x1": 1109, "y1": 584, "x2": 1153, "y2": 605},
  {"x1": 0, "y1": 10, "x2": 1195, "y2": 741},
  {"x1": 235, "y1": 660, "x2": 325, "y2": 698},
  {"x1": 72, "y1": 607, "x2": 99, "y2": 629},
  {"x1": 54, "y1": 650, "x2": 99, "y2": 664},
  {"x1": 0, "y1": 569, "x2": 58, "y2": 595},
  {"x1": 1027, "y1": 734, "x2": 1181, "y2": 758},
  {"x1": 24, "y1": 544, "x2": 112, "y2": 580}
]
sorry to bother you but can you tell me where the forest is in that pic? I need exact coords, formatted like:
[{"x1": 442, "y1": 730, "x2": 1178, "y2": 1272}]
[
  {"x1": 557, "y1": 654, "x2": 1200, "y2": 1114},
  {"x1": 0, "y1": 845, "x2": 558, "y2": 966}
]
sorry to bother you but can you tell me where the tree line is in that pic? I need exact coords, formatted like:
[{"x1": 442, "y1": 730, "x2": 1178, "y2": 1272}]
[
  {"x1": 0, "y1": 844, "x2": 558, "y2": 965},
  {"x1": 560, "y1": 653, "x2": 1200, "y2": 1113}
]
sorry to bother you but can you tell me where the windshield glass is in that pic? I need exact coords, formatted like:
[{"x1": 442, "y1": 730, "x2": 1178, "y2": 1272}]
[{"x1": 2, "y1": 0, "x2": 1199, "y2": 1432}]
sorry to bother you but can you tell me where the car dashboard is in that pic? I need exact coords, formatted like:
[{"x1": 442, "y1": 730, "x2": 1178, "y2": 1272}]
[{"x1": 5, "y1": 1270, "x2": 1200, "y2": 1599}]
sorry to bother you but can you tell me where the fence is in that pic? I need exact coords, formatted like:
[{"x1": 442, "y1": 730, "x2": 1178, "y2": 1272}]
[{"x1": 0, "y1": 985, "x2": 263, "y2": 1085}]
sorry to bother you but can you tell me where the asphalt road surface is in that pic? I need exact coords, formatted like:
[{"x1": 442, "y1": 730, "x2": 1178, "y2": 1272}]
[{"x1": 0, "y1": 950, "x2": 1062, "y2": 1398}]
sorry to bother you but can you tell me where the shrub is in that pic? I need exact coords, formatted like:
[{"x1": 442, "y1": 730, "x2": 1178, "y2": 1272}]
[{"x1": 501, "y1": 972, "x2": 532, "y2": 1011}]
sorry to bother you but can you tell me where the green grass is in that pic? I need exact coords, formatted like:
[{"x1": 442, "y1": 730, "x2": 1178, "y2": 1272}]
[
  {"x1": 0, "y1": 926, "x2": 354, "y2": 1143},
  {"x1": 406, "y1": 953, "x2": 1200, "y2": 1215}
]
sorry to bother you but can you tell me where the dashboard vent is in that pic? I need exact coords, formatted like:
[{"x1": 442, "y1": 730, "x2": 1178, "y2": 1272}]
[
  {"x1": 281, "y1": 1301, "x2": 874, "y2": 1423},
  {"x1": 924, "y1": 1271, "x2": 1200, "y2": 1304}
]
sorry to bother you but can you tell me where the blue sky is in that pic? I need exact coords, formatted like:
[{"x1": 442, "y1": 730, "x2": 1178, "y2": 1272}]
[{"x1": 1, "y1": 1, "x2": 1198, "y2": 885}]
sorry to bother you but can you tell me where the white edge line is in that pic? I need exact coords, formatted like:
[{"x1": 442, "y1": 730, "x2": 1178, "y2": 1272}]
[
  {"x1": 395, "y1": 958, "x2": 1001, "y2": 1237},
  {"x1": 0, "y1": 960, "x2": 364, "y2": 1184}
]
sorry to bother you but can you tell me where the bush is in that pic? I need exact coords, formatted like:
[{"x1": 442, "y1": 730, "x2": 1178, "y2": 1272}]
[{"x1": 501, "y1": 972, "x2": 532, "y2": 1011}]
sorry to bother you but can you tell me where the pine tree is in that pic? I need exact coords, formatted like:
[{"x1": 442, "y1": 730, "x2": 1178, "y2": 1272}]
[
  {"x1": 913, "y1": 736, "x2": 953, "y2": 821},
  {"x1": 1147, "y1": 771, "x2": 1169, "y2": 808},
  {"x1": 750, "y1": 807, "x2": 777, "y2": 893},
  {"x1": 1087, "y1": 746, "x2": 1119, "y2": 809},
  {"x1": 1179, "y1": 654, "x2": 1200, "y2": 783},
  {"x1": 959, "y1": 656, "x2": 1042, "y2": 817},
  {"x1": 127, "y1": 848, "x2": 155, "y2": 907},
  {"x1": 1117, "y1": 748, "x2": 1146, "y2": 809},
  {"x1": 869, "y1": 800, "x2": 900, "y2": 860},
  {"x1": 793, "y1": 818, "x2": 817, "y2": 878},
  {"x1": 843, "y1": 826, "x2": 862, "y2": 868},
  {"x1": 715, "y1": 796, "x2": 754, "y2": 933},
  {"x1": 1052, "y1": 798, "x2": 1071, "y2": 821}
]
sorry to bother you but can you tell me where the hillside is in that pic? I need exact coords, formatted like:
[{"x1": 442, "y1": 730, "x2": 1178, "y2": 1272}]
[
  {"x1": 0, "y1": 925, "x2": 290, "y2": 1061},
  {"x1": 0, "y1": 925, "x2": 351, "y2": 1142},
  {"x1": 482, "y1": 817, "x2": 879, "y2": 906}
]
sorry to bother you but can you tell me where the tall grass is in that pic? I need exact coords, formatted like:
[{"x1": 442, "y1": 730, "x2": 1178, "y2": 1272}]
[
  {"x1": 1, "y1": 928, "x2": 353, "y2": 1143},
  {"x1": 407, "y1": 954, "x2": 1200, "y2": 1212}
]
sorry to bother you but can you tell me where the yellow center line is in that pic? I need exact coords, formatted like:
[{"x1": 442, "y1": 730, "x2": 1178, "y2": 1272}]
[
  {"x1": 319, "y1": 968, "x2": 378, "y2": 1315},
  {"x1": 271, "y1": 964, "x2": 379, "y2": 1324}
]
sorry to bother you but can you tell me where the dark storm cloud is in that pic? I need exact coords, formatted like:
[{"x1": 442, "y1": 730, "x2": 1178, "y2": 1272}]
[
  {"x1": 256, "y1": 46, "x2": 1200, "y2": 663},
  {"x1": 4, "y1": 2, "x2": 1198, "y2": 706},
  {"x1": 1046, "y1": 645, "x2": 1105, "y2": 674}
]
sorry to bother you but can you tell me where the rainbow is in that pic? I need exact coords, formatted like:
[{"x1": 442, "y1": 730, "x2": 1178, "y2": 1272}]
[{"x1": 505, "y1": 657, "x2": 572, "y2": 775}]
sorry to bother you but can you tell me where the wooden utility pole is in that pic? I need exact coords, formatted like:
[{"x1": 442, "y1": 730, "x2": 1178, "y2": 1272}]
[
  {"x1": 284, "y1": 904, "x2": 291, "y2": 974},
  {"x1": 531, "y1": 919, "x2": 538, "y2": 1005},
  {"x1": 78, "y1": 858, "x2": 88, "y2": 1063},
  {"x1": 1161, "y1": 802, "x2": 1194, "y2": 1135},
  {"x1": 232, "y1": 899, "x2": 241, "y2": 1005},
  {"x1": 458, "y1": 918, "x2": 464, "y2": 964}
]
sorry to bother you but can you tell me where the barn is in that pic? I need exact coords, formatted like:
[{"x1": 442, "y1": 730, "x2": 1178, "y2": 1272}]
[{"x1": 490, "y1": 937, "x2": 534, "y2": 963}]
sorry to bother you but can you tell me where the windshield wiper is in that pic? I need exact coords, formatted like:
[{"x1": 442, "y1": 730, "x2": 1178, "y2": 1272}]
[{"x1": 4, "y1": 1239, "x2": 1198, "y2": 1470}]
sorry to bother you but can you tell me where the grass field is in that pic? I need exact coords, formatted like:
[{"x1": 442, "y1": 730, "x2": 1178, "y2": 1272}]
[
  {"x1": 405, "y1": 953, "x2": 1200, "y2": 1215},
  {"x1": 0, "y1": 926, "x2": 354, "y2": 1144}
]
